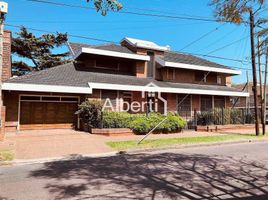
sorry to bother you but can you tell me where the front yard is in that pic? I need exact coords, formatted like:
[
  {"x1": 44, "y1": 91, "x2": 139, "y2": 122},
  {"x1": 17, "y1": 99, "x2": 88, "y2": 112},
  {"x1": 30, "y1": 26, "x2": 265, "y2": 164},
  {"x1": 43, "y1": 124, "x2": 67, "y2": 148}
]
[{"x1": 107, "y1": 134, "x2": 268, "y2": 151}]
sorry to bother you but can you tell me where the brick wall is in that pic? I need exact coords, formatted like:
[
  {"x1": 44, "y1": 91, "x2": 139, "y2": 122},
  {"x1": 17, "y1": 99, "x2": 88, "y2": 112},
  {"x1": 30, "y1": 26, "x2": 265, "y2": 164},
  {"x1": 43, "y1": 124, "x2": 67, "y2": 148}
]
[
  {"x1": 2, "y1": 30, "x2": 11, "y2": 81},
  {"x1": 166, "y1": 93, "x2": 177, "y2": 112}
]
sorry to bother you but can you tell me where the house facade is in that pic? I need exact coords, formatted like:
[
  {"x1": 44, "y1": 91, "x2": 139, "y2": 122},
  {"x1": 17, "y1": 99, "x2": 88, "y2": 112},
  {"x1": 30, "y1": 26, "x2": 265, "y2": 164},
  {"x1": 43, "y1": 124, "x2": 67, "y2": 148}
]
[
  {"x1": 1, "y1": 33, "x2": 249, "y2": 133},
  {"x1": 232, "y1": 82, "x2": 268, "y2": 110}
]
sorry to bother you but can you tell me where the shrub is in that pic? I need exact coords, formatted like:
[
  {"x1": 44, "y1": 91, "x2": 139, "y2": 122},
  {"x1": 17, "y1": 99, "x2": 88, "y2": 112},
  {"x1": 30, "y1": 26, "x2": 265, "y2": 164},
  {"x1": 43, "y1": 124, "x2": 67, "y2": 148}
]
[
  {"x1": 102, "y1": 112, "x2": 143, "y2": 128},
  {"x1": 129, "y1": 112, "x2": 186, "y2": 135},
  {"x1": 102, "y1": 111, "x2": 185, "y2": 133},
  {"x1": 76, "y1": 99, "x2": 103, "y2": 129}
]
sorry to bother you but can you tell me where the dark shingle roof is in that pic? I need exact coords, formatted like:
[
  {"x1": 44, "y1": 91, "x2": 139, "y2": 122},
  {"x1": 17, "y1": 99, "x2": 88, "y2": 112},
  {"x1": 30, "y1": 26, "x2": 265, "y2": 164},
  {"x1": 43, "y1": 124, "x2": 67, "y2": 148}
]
[
  {"x1": 163, "y1": 51, "x2": 231, "y2": 69},
  {"x1": 5, "y1": 62, "x2": 241, "y2": 93},
  {"x1": 68, "y1": 42, "x2": 134, "y2": 56},
  {"x1": 69, "y1": 41, "x2": 232, "y2": 70}
]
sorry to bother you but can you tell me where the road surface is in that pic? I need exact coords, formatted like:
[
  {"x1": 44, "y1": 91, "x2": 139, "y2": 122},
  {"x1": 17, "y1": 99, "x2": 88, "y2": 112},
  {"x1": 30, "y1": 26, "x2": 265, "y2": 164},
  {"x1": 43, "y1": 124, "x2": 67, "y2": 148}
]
[{"x1": 1, "y1": 141, "x2": 268, "y2": 200}]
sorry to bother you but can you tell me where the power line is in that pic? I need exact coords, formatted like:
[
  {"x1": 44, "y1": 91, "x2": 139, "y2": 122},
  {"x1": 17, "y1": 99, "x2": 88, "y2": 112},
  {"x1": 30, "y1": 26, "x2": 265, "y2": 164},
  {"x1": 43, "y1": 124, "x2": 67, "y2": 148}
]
[
  {"x1": 5, "y1": 24, "x2": 117, "y2": 44},
  {"x1": 179, "y1": 24, "x2": 225, "y2": 51},
  {"x1": 204, "y1": 35, "x2": 249, "y2": 55},
  {"x1": 195, "y1": 27, "x2": 239, "y2": 53},
  {"x1": 7, "y1": 23, "x2": 262, "y2": 72},
  {"x1": 26, "y1": 0, "x2": 244, "y2": 24}
]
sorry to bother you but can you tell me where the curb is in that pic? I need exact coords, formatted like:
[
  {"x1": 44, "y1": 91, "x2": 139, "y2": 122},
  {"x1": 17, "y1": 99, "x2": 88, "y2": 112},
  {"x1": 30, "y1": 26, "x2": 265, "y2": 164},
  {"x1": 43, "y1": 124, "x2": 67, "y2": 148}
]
[
  {"x1": 122, "y1": 138, "x2": 268, "y2": 155},
  {"x1": 2, "y1": 138, "x2": 268, "y2": 166},
  {"x1": 1, "y1": 151, "x2": 118, "y2": 166}
]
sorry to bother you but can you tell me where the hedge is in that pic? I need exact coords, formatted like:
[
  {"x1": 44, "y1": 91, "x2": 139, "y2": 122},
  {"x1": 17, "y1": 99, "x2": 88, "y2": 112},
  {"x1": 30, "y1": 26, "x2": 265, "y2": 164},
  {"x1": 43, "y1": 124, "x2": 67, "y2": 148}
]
[{"x1": 102, "y1": 112, "x2": 186, "y2": 134}]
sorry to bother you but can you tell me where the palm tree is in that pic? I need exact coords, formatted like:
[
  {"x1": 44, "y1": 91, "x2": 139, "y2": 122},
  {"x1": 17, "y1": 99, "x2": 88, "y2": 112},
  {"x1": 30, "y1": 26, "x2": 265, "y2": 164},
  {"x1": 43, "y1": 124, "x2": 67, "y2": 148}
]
[{"x1": 210, "y1": 0, "x2": 267, "y2": 136}]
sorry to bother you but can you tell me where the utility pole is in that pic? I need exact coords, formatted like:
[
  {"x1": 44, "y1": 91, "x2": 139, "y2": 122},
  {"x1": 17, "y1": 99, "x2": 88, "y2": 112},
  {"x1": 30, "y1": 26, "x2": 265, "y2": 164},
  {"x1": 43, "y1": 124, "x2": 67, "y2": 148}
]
[
  {"x1": 263, "y1": 48, "x2": 268, "y2": 135},
  {"x1": 258, "y1": 35, "x2": 264, "y2": 135},
  {"x1": 0, "y1": 2, "x2": 8, "y2": 133},
  {"x1": 249, "y1": 9, "x2": 260, "y2": 136}
]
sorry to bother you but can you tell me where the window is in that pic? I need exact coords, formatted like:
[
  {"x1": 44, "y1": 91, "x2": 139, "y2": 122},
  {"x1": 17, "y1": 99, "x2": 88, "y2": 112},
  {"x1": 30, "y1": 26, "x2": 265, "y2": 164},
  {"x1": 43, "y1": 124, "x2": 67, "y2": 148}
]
[
  {"x1": 20, "y1": 96, "x2": 41, "y2": 101},
  {"x1": 201, "y1": 96, "x2": 212, "y2": 111},
  {"x1": 20, "y1": 96, "x2": 79, "y2": 103},
  {"x1": 177, "y1": 95, "x2": 191, "y2": 118},
  {"x1": 195, "y1": 71, "x2": 206, "y2": 82},
  {"x1": 101, "y1": 90, "x2": 118, "y2": 109},
  {"x1": 95, "y1": 59, "x2": 119, "y2": 70},
  {"x1": 42, "y1": 97, "x2": 60, "y2": 101},
  {"x1": 214, "y1": 96, "x2": 225, "y2": 108}
]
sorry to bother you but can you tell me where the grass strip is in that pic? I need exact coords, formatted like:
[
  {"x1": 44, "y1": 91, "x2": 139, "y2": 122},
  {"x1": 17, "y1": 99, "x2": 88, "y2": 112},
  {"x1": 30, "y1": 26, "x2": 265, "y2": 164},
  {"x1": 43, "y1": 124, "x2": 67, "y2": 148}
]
[{"x1": 107, "y1": 134, "x2": 266, "y2": 151}]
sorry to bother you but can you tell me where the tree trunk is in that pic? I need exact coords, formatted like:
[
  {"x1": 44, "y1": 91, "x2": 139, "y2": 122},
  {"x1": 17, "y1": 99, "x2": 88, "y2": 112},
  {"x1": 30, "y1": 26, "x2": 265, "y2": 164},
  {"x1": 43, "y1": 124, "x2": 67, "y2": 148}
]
[
  {"x1": 258, "y1": 36, "x2": 264, "y2": 135},
  {"x1": 249, "y1": 10, "x2": 260, "y2": 136},
  {"x1": 263, "y1": 48, "x2": 268, "y2": 135}
]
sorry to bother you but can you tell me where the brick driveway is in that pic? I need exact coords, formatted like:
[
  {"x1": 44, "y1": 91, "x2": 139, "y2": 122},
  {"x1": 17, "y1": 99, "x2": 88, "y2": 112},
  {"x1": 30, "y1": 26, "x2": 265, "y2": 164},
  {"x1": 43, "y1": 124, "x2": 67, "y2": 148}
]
[
  {"x1": 3, "y1": 129, "x2": 113, "y2": 160},
  {"x1": 1, "y1": 129, "x2": 222, "y2": 160}
]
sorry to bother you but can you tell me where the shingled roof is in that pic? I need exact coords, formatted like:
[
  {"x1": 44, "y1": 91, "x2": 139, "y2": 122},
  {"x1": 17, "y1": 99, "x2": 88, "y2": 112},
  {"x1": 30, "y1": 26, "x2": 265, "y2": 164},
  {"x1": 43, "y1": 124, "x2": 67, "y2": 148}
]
[
  {"x1": 163, "y1": 51, "x2": 231, "y2": 69},
  {"x1": 68, "y1": 42, "x2": 134, "y2": 56},
  {"x1": 5, "y1": 62, "x2": 241, "y2": 93},
  {"x1": 69, "y1": 41, "x2": 232, "y2": 70}
]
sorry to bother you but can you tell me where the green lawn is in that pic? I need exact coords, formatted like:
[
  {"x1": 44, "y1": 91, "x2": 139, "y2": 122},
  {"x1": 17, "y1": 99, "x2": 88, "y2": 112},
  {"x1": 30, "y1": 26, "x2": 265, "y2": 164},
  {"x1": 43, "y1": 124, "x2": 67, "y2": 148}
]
[
  {"x1": 107, "y1": 134, "x2": 267, "y2": 151},
  {"x1": 0, "y1": 150, "x2": 14, "y2": 161}
]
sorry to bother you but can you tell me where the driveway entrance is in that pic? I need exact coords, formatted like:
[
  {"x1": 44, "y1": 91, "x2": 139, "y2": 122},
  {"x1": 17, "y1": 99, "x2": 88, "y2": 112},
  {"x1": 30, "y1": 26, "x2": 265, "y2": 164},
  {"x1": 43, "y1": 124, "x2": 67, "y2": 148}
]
[{"x1": 5, "y1": 129, "x2": 113, "y2": 159}]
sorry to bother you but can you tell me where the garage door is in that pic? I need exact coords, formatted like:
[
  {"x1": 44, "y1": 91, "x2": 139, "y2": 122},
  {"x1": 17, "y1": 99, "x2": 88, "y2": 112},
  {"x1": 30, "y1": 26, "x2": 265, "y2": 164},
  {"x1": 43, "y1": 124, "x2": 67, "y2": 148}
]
[{"x1": 19, "y1": 96, "x2": 78, "y2": 130}]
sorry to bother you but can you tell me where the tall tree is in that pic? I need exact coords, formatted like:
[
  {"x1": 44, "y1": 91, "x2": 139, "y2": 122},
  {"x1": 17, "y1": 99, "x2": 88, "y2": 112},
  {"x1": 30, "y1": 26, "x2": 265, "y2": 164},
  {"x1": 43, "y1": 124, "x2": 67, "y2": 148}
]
[
  {"x1": 86, "y1": 0, "x2": 123, "y2": 16},
  {"x1": 210, "y1": 0, "x2": 267, "y2": 136},
  {"x1": 12, "y1": 27, "x2": 69, "y2": 75}
]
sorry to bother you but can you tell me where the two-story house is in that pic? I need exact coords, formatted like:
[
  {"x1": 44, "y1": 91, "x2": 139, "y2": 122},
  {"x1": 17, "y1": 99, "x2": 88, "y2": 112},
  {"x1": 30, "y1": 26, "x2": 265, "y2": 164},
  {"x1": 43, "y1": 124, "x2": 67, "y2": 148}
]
[{"x1": 2, "y1": 34, "x2": 249, "y2": 132}]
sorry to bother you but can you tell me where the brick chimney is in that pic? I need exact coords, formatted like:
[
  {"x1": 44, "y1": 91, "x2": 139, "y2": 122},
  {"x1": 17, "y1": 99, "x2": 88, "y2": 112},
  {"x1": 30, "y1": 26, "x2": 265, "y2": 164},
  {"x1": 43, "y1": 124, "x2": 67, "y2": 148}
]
[{"x1": 2, "y1": 30, "x2": 11, "y2": 81}]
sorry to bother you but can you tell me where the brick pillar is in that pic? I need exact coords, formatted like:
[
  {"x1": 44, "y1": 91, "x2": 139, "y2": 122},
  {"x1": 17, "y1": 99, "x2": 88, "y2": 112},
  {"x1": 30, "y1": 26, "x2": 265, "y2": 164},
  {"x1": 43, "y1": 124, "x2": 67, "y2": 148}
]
[{"x1": 2, "y1": 30, "x2": 11, "y2": 81}]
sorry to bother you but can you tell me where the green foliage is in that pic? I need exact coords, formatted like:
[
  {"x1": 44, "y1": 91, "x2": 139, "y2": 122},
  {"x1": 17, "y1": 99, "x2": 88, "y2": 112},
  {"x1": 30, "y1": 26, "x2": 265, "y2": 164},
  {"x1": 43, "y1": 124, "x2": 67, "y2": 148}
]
[
  {"x1": 86, "y1": 0, "x2": 123, "y2": 16},
  {"x1": 102, "y1": 112, "x2": 143, "y2": 128},
  {"x1": 76, "y1": 99, "x2": 103, "y2": 129},
  {"x1": 210, "y1": 0, "x2": 266, "y2": 24},
  {"x1": 0, "y1": 150, "x2": 14, "y2": 161},
  {"x1": 103, "y1": 112, "x2": 186, "y2": 134},
  {"x1": 12, "y1": 27, "x2": 70, "y2": 76}
]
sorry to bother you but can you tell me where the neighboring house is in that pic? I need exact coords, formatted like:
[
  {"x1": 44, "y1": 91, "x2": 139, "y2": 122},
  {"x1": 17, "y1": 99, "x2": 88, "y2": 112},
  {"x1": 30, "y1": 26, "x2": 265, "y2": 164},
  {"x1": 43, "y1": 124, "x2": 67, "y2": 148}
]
[
  {"x1": 233, "y1": 82, "x2": 268, "y2": 110},
  {"x1": 1, "y1": 33, "x2": 248, "y2": 132}
]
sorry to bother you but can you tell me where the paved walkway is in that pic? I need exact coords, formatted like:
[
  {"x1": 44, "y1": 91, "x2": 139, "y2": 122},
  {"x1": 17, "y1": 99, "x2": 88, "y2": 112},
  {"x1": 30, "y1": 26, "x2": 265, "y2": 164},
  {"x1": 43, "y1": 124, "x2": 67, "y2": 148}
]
[{"x1": 1, "y1": 129, "x2": 222, "y2": 160}]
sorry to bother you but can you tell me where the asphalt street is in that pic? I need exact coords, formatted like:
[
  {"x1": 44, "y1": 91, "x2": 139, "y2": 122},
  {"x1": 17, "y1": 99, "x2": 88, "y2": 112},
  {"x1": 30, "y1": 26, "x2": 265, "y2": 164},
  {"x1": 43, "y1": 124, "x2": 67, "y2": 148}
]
[{"x1": 1, "y1": 141, "x2": 268, "y2": 200}]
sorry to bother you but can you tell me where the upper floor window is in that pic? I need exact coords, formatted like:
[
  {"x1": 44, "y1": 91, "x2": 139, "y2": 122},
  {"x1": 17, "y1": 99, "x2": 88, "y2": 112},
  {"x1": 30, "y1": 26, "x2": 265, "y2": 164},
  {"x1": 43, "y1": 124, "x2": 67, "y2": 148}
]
[
  {"x1": 195, "y1": 71, "x2": 206, "y2": 83},
  {"x1": 96, "y1": 59, "x2": 119, "y2": 70},
  {"x1": 201, "y1": 96, "x2": 212, "y2": 111}
]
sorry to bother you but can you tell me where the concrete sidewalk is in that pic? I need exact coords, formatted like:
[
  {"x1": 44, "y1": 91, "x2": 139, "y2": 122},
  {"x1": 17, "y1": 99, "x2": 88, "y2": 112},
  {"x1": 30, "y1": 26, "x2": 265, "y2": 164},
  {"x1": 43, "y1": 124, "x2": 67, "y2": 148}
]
[{"x1": 1, "y1": 129, "x2": 223, "y2": 160}]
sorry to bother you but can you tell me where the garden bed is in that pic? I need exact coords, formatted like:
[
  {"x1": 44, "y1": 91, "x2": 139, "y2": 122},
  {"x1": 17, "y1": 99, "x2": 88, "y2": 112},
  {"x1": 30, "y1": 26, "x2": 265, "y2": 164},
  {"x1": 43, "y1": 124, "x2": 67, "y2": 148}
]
[
  {"x1": 196, "y1": 124, "x2": 255, "y2": 132},
  {"x1": 91, "y1": 128, "x2": 133, "y2": 136}
]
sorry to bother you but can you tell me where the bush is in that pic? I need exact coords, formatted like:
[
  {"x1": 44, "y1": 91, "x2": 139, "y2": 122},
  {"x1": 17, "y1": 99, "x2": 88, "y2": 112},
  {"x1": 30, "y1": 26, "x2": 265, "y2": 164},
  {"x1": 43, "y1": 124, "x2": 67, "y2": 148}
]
[
  {"x1": 129, "y1": 112, "x2": 186, "y2": 135},
  {"x1": 102, "y1": 112, "x2": 143, "y2": 128},
  {"x1": 76, "y1": 99, "x2": 103, "y2": 129}
]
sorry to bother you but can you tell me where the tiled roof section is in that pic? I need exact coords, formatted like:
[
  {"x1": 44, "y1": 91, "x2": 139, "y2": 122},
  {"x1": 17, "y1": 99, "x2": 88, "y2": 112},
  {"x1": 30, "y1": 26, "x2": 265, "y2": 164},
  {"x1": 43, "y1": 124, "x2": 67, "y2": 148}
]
[
  {"x1": 163, "y1": 51, "x2": 231, "y2": 69},
  {"x1": 5, "y1": 62, "x2": 241, "y2": 93},
  {"x1": 68, "y1": 42, "x2": 134, "y2": 56}
]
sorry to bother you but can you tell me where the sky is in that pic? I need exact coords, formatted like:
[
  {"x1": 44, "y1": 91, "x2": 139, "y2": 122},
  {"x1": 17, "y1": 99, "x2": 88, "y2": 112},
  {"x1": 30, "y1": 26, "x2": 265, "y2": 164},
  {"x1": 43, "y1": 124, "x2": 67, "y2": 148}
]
[{"x1": 5, "y1": 0, "x2": 267, "y2": 83}]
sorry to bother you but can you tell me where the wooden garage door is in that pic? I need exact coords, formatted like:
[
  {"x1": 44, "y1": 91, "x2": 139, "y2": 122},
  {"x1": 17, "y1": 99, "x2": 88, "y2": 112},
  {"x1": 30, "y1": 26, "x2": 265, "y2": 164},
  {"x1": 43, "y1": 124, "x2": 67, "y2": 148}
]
[{"x1": 20, "y1": 102, "x2": 77, "y2": 130}]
